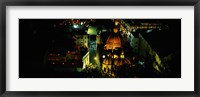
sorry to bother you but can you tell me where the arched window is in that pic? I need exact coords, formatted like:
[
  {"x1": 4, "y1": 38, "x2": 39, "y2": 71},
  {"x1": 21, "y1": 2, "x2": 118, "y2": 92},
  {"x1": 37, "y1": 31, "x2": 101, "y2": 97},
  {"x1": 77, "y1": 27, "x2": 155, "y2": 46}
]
[{"x1": 104, "y1": 67, "x2": 106, "y2": 72}]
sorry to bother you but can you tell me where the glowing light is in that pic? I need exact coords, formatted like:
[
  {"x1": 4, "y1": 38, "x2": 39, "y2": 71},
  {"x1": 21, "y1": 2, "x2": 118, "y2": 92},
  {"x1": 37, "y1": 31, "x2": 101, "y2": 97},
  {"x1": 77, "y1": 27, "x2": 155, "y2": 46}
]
[
  {"x1": 113, "y1": 27, "x2": 118, "y2": 33},
  {"x1": 115, "y1": 21, "x2": 119, "y2": 26},
  {"x1": 94, "y1": 57, "x2": 97, "y2": 60},
  {"x1": 138, "y1": 61, "x2": 144, "y2": 65},
  {"x1": 114, "y1": 54, "x2": 118, "y2": 59},
  {"x1": 132, "y1": 29, "x2": 136, "y2": 32},
  {"x1": 146, "y1": 29, "x2": 153, "y2": 33},
  {"x1": 102, "y1": 55, "x2": 105, "y2": 58},
  {"x1": 73, "y1": 24, "x2": 78, "y2": 28}
]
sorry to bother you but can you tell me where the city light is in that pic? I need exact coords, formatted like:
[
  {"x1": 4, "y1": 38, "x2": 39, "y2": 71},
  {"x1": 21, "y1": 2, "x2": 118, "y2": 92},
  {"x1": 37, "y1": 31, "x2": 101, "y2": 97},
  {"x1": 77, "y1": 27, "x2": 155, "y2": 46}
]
[
  {"x1": 81, "y1": 22, "x2": 83, "y2": 25},
  {"x1": 146, "y1": 29, "x2": 153, "y2": 33},
  {"x1": 20, "y1": 19, "x2": 181, "y2": 78},
  {"x1": 73, "y1": 24, "x2": 79, "y2": 28}
]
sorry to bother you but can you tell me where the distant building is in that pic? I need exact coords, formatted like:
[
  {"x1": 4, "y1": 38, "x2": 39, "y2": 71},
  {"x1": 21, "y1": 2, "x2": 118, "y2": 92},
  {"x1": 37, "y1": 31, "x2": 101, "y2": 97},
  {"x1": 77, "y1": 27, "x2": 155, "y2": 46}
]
[
  {"x1": 96, "y1": 35, "x2": 101, "y2": 45},
  {"x1": 47, "y1": 48, "x2": 90, "y2": 71},
  {"x1": 102, "y1": 26, "x2": 131, "y2": 76},
  {"x1": 131, "y1": 32, "x2": 139, "y2": 55},
  {"x1": 137, "y1": 31, "x2": 171, "y2": 73},
  {"x1": 82, "y1": 51, "x2": 90, "y2": 69},
  {"x1": 132, "y1": 23, "x2": 161, "y2": 30},
  {"x1": 105, "y1": 27, "x2": 122, "y2": 50},
  {"x1": 47, "y1": 53, "x2": 66, "y2": 65},
  {"x1": 102, "y1": 51, "x2": 131, "y2": 74},
  {"x1": 75, "y1": 35, "x2": 89, "y2": 48},
  {"x1": 138, "y1": 34, "x2": 153, "y2": 58}
]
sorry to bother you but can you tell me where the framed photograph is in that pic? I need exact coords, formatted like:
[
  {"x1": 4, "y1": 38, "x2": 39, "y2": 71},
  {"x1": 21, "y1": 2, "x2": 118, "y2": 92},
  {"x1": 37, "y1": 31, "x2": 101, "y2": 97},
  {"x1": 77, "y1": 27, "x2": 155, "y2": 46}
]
[{"x1": 0, "y1": 0, "x2": 199, "y2": 97}]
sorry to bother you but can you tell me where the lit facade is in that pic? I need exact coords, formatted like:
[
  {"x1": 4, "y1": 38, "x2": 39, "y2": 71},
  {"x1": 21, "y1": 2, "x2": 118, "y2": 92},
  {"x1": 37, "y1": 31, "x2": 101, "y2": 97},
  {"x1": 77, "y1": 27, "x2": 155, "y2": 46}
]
[
  {"x1": 105, "y1": 27, "x2": 122, "y2": 50},
  {"x1": 75, "y1": 35, "x2": 88, "y2": 48},
  {"x1": 82, "y1": 51, "x2": 90, "y2": 69},
  {"x1": 102, "y1": 25, "x2": 131, "y2": 76},
  {"x1": 96, "y1": 35, "x2": 101, "y2": 45},
  {"x1": 102, "y1": 57, "x2": 112, "y2": 74}
]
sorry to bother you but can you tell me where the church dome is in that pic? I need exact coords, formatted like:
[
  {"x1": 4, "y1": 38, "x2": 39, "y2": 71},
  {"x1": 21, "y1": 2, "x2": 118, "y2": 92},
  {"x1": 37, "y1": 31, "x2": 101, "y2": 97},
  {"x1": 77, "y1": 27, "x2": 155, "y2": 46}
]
[
  {"x1": 114, "y1": 51, "x2": 131, "y2": 66},
  {"x1": 105, "y1": 29, "x2": 122, "y2": 50},
  {"x1": 114, "y1": 58, "x2": 131, "y2": 66}
]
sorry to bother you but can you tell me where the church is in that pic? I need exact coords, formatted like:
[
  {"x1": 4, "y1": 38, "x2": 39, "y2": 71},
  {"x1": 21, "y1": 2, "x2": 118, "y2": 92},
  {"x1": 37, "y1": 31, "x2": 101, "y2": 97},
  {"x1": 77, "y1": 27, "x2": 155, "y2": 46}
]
[{"x1": 101, "y1": 22, "x2": 132, "y2": 77}]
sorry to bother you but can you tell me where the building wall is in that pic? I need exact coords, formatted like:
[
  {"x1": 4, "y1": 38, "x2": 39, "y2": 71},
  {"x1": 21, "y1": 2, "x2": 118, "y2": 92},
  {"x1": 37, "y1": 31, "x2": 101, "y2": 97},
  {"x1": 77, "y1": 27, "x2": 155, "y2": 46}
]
[
  {"x1": 82, "y1": 51, "x2": 90, "y2": 69},
  {"x1": 102, "y1": 64, "x2": 112, "y2": 74},
  {"x1": 83, "y1": 35, "x2": 88, "y2": 48},
  {"x1": 138, "y1": 34, "x2": 152, "y2": 58},
  {"x1": 132, "y1": 37, "x2": 139, "y2": 55},
  {"x1": 75, "y1": 35, "x2": 88, "y2": 48},
  {"x1": 96, "y1": 35, "x2": 101, "y2": 44},
  {"x1": 138, "y1": 34, "x2": 164, "y2": 72}
]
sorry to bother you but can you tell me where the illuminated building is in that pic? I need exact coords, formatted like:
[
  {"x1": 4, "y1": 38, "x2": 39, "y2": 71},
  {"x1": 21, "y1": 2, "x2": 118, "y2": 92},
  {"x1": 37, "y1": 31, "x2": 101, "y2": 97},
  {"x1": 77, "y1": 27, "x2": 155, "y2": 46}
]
[
  {"x1": 82, "y1": 51, "x2": 90, "y2": 69},
  {"x1": 105, "y1": 27, "x2": 122, "y2": 50},
  {"x1": 102, "y1": 57, "x2": 112, "y2": 74},
  {"x1": 101, "y1": 25, "x2": 131, "y2": 76},
  {"x1": 65, "y1": 50, "x2": 90, "y2": 69},
  {"x1": 114, "y1": 51, "x2": 131, "y2": 67},
  {"x1": 131, "y1": 23, "x2": 162, "y2": 30},
  {"x1": 102, "y1": 51, "x2": 131, "y2": 74},
  {"x1": 96, "y1": 35, "x2": 101, "y2": 45},
  {"x1": 75, "y1": 34, "x2": 88, "y2": 48},
  {"x1": 66, "y1": 51, "x2": 82, "y2": 61},
  {"x1": 47, "y1": 50, "x2": 83, "y2": 67},
  {"x1": 47, "y1": 48, "x2": 90, "y2": 71},
  {"x1": 44, "y1": 19, "x2": 180, "y2": 78}
]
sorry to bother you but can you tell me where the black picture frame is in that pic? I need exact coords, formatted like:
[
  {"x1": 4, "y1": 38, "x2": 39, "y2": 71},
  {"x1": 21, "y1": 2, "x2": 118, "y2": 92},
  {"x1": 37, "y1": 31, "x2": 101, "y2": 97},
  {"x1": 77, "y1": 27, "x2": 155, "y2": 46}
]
[{"x1": 0, "y1": 0, "x2": 199, "y2": 97}]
